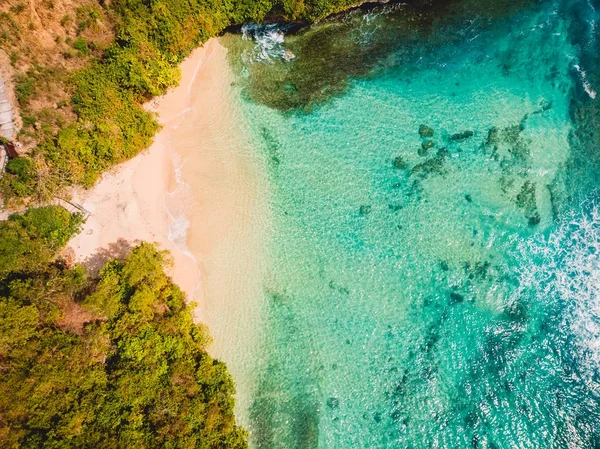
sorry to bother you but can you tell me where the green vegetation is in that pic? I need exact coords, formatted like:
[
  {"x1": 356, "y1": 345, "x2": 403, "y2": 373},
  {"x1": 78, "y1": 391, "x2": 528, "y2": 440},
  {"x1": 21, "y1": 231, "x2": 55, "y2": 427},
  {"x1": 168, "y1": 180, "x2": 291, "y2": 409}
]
[
  {"x1": 0, "y1": 206, "x2": 83, "y2": 276},
  {"x1": 0, "y1": 206, "x2": 247, "y2": 448},
  {"x1": 0, "y1": 0, "x2": 363, "y2": 205},
  {"x1": 0, "y1": 1, "x2": 371, "y2": 446},
  {"x1": 15, "y1": 72, "x2": 36, "y2": 105},
  {"x1": 0, "y1": 12, "x2": 20, "y2": 45}
]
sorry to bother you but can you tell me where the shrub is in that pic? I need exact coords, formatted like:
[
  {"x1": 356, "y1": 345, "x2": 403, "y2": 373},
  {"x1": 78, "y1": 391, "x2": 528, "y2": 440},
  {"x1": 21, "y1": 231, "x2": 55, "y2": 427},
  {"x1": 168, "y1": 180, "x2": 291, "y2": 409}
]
[
  {"x1": 73, "y1": 37, "x2": 89, "y2": 55},
  {"x1": 0, "y1": 12, "x2": 20, "y2": 45},
  {"x1": 3, "y1": 158, "x2": 37, "y2": 198},
  {"x1": 9, "y1": 3, "x2": 26, "y2": 14},
  {"x1": 60, "y1": 14, "x2": 72, "y2": 27},
  {"x1": 15, "y1": 75, "x2": 35, "y2": 106},
  {"x1": 0, "y1": 206, "x2": 82, "y2": 276},
  {"x1": 6, "y1": 157, "x2": 34, "y2": 180}
]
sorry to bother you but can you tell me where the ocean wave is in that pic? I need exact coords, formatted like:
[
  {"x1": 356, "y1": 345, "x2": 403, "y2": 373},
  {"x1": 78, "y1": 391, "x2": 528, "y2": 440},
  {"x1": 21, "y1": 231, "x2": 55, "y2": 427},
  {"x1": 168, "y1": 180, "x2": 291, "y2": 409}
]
[
  {"x1": 241, "y1": 23, "x2": 296, "y2": 64},
  {"x1": 165, "y1": 151, "x2": 197, "y2": 261},
  {"x1": 574, "y1": 64, "x2": 598, "y2": 99},
  {"x1": 515, "y1": 201, "x2": 600, "y2": 377}
]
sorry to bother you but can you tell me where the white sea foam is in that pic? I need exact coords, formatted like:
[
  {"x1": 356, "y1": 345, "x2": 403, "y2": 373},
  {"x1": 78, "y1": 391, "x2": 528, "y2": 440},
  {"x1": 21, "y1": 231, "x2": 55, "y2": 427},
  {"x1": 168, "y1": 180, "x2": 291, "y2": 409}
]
[
  {"x1": 574, "y1": 64, "x2": 597, "y2": 99},
  {"x1": 170, "y1": 45, "x2": 213, "y2": 127},
  {"x1": 242, "y1": 23, "x2": 295, "y2": 63},
  {"x1": 515, "y1": 202, "x2": 600, "y2": 377},
  {"x1": 164, "y1": 150, "x2": 197, "y2": 261}
]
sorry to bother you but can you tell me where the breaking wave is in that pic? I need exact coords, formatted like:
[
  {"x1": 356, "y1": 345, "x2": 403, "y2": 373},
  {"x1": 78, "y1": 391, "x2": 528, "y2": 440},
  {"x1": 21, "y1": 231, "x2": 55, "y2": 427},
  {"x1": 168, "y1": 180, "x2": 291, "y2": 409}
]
[
  {"x1": 574, "y1": 64, "x2": 597, "y2": 99},
  {"x1": 515, "y1": 200, "x2": 600, "y2": 378},
  {"x1": 241, "y1": 23, "x2": 296, "y2": 63},
  {"x1": 165, "y1": 151, "x2": 196, "y2": 261}
]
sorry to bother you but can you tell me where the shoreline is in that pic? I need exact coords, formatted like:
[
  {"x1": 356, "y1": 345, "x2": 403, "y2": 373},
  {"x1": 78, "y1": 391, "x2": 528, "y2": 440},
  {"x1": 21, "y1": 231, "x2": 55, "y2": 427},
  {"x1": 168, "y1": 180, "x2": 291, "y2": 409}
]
[
  {"x1": 160, "y1": 38, "x2": 270, "y2": 427},
  {"x1": 68, "y1": 39, "x2": 225, "y2": 307},
  {"x1": 67, "y1": 38, "x2": 268, "y2": 425}
]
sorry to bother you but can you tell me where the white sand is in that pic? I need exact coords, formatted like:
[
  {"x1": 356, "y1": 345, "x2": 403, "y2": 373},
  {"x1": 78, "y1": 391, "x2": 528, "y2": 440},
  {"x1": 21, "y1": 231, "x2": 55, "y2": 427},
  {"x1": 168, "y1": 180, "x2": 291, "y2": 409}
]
[
  {"x1": 68, "y1": 39, "x2": 269, "y2": 423},
  {"x1": 68, "y1": 39, "x2": 228, "y2": 303}
]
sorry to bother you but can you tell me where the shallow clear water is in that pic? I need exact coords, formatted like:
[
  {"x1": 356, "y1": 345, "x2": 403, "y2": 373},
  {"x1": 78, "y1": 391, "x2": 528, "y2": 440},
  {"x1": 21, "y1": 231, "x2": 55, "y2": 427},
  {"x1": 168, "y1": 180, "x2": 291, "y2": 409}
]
[{"x1": 222, "y1": 1, "x2": 600, "y2": 447}]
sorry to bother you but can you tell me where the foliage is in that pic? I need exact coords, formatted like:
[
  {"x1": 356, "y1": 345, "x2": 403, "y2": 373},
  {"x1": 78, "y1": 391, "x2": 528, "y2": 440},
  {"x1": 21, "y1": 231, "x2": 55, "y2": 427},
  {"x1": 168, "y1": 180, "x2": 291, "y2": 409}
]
[
  {"x1": 6, "y1": 157, "x2": 33, "y2": 179},
  {"x1": 0, "y1": 0, "x2": 372, "y2": 445},
  {"x1": 0, "y1": 206, "x2": 83, "y2": 277},
  {"x1": 0, "y1": 12, "x2": 20, "y2": 45},
  {"x1": 14, "y1": 73, "x2": 36, "y2": 106},
  {"x1": 2, "y1": 0, "x2": 366, "y2": 203},
  {"x1": 2, "y1": 157, "x2": 36, "y2": 197},
  {"x1": 73, "y1": 37, "x2": 90, "y2": 55},
  {"x1": 9, "y1": 3, "x2": 26, "y2": 15},
  {"x1": 0, "y1": 209, "x2": 247, "y2": 448}
]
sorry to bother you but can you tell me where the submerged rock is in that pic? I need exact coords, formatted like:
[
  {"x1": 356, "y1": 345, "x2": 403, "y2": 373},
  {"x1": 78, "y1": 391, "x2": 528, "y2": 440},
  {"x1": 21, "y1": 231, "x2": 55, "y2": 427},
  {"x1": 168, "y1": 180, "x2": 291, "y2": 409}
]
[
  {"x1": 486, "y1": 124, "x2": 523, "y2": 148},
  {"x1": 532, "y1": 99, "x2": 552, "y2": 114},
  {"x1": 450, "y1": 130, "x2": 474, "y2": 141},
  {"x1": 464, "y1": 410, "x2": 479, "y2": 428},
  {"x1": 449, "y1": 291, "x2": 464, "y2": 304},
  {"x1": 486, "y1": 127, "x2": 500, "y2": 147},
  {"x1": 463, "y1": 260, "x2": 494, "y2": 283},
  {"x1": 359, "y1": 205, "x2": 372, "y2": 216},
  {"x1": 392, "y1": 155, "x2": 407, "y2": 169},
  {"x1": 546, "y1": 181, "x2": 564, "y2": 220},
  {"x1": 418, "y1": 139, "x2": 435, "y2": 156},
  {"x1": 516, "y1": 180, "x2": 536, "y2": 209},
  {"x1": 502, "y1": 125, "x2": 522, "y2": 145},
  {"x1": 329, "y1": 280, "x2": 350, "y2": 295},
  {"x1": 411, "y1": 154, "x2": 447, "y2": 178},
  {"x1": 484, "y1": 121, "x2": 533, "y2": 185},
  {"x1": 261, "y1": 127, "x2": 282, "y2": 168},
  {"x1": 528, "y1": 213, "x2": 541, "y2": 227},
  {"x1": 419, "y1": 124, "x2": 434, "y2": 138},
  {"x1": 519, "y1": 114, "x2": 528, "y2": 131},
  {"x1": 327, "y1": 397, "x2": 339, "y2": 409},
  {"x1": 422, "y1": 327, "x2": 440, "y2": 352},
  {"x1": 436, "y1": 147, "x2": 450, "y2": 158},
  {"x1": 422, "y1": 139, "x2": 435, "y2": 150}
]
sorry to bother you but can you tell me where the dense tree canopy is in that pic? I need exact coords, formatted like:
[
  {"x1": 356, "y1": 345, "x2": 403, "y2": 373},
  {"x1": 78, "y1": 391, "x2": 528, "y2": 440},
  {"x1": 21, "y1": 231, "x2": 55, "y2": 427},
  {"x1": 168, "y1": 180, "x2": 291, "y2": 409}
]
[{"x1": 0, "y1": 207, "x2": 247, "y2": 448}]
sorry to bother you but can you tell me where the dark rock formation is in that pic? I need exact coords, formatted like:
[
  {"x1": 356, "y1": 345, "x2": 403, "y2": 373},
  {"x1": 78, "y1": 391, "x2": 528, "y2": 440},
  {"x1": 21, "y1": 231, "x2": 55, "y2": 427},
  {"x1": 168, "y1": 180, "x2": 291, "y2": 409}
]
[
  {"x1": 450, "y1": 130, "x2": 474, "y2": 141},
  {"x1": 419, "y1": 124, "x2": 434, "y2": 138},
  {"x1": 393, "y1": 155, "x2": 407, "y2": 169}
]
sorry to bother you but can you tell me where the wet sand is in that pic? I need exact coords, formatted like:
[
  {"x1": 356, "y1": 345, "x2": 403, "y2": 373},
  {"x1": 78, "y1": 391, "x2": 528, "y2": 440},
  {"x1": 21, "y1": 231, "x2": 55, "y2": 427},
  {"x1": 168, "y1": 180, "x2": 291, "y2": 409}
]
[{"x1": 165, "y1": 39, "x2": 270, "y2": 427}]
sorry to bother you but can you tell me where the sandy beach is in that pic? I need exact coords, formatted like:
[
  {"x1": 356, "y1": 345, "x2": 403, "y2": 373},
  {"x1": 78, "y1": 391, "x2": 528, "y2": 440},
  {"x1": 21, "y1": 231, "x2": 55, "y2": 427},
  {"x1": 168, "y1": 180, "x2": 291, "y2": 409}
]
[
  {"x1": 68, "y1": 41, "x2": 221, "y2": 301},
  {"x1": 68, "y1": 38, "x2": 269, "y2": 424},
  {"x1": 157, "y1": 37, "x2": 270, "y2": 426},
  {"x1": 68, "y1": 37, "x2": 269, "y2": 308}
]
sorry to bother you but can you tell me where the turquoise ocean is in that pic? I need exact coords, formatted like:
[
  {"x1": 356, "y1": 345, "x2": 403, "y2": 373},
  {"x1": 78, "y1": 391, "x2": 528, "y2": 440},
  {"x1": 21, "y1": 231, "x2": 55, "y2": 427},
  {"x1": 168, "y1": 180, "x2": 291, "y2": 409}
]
[{"x1": 220, "y1": 0, "x2": 600, "y2": 447}]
